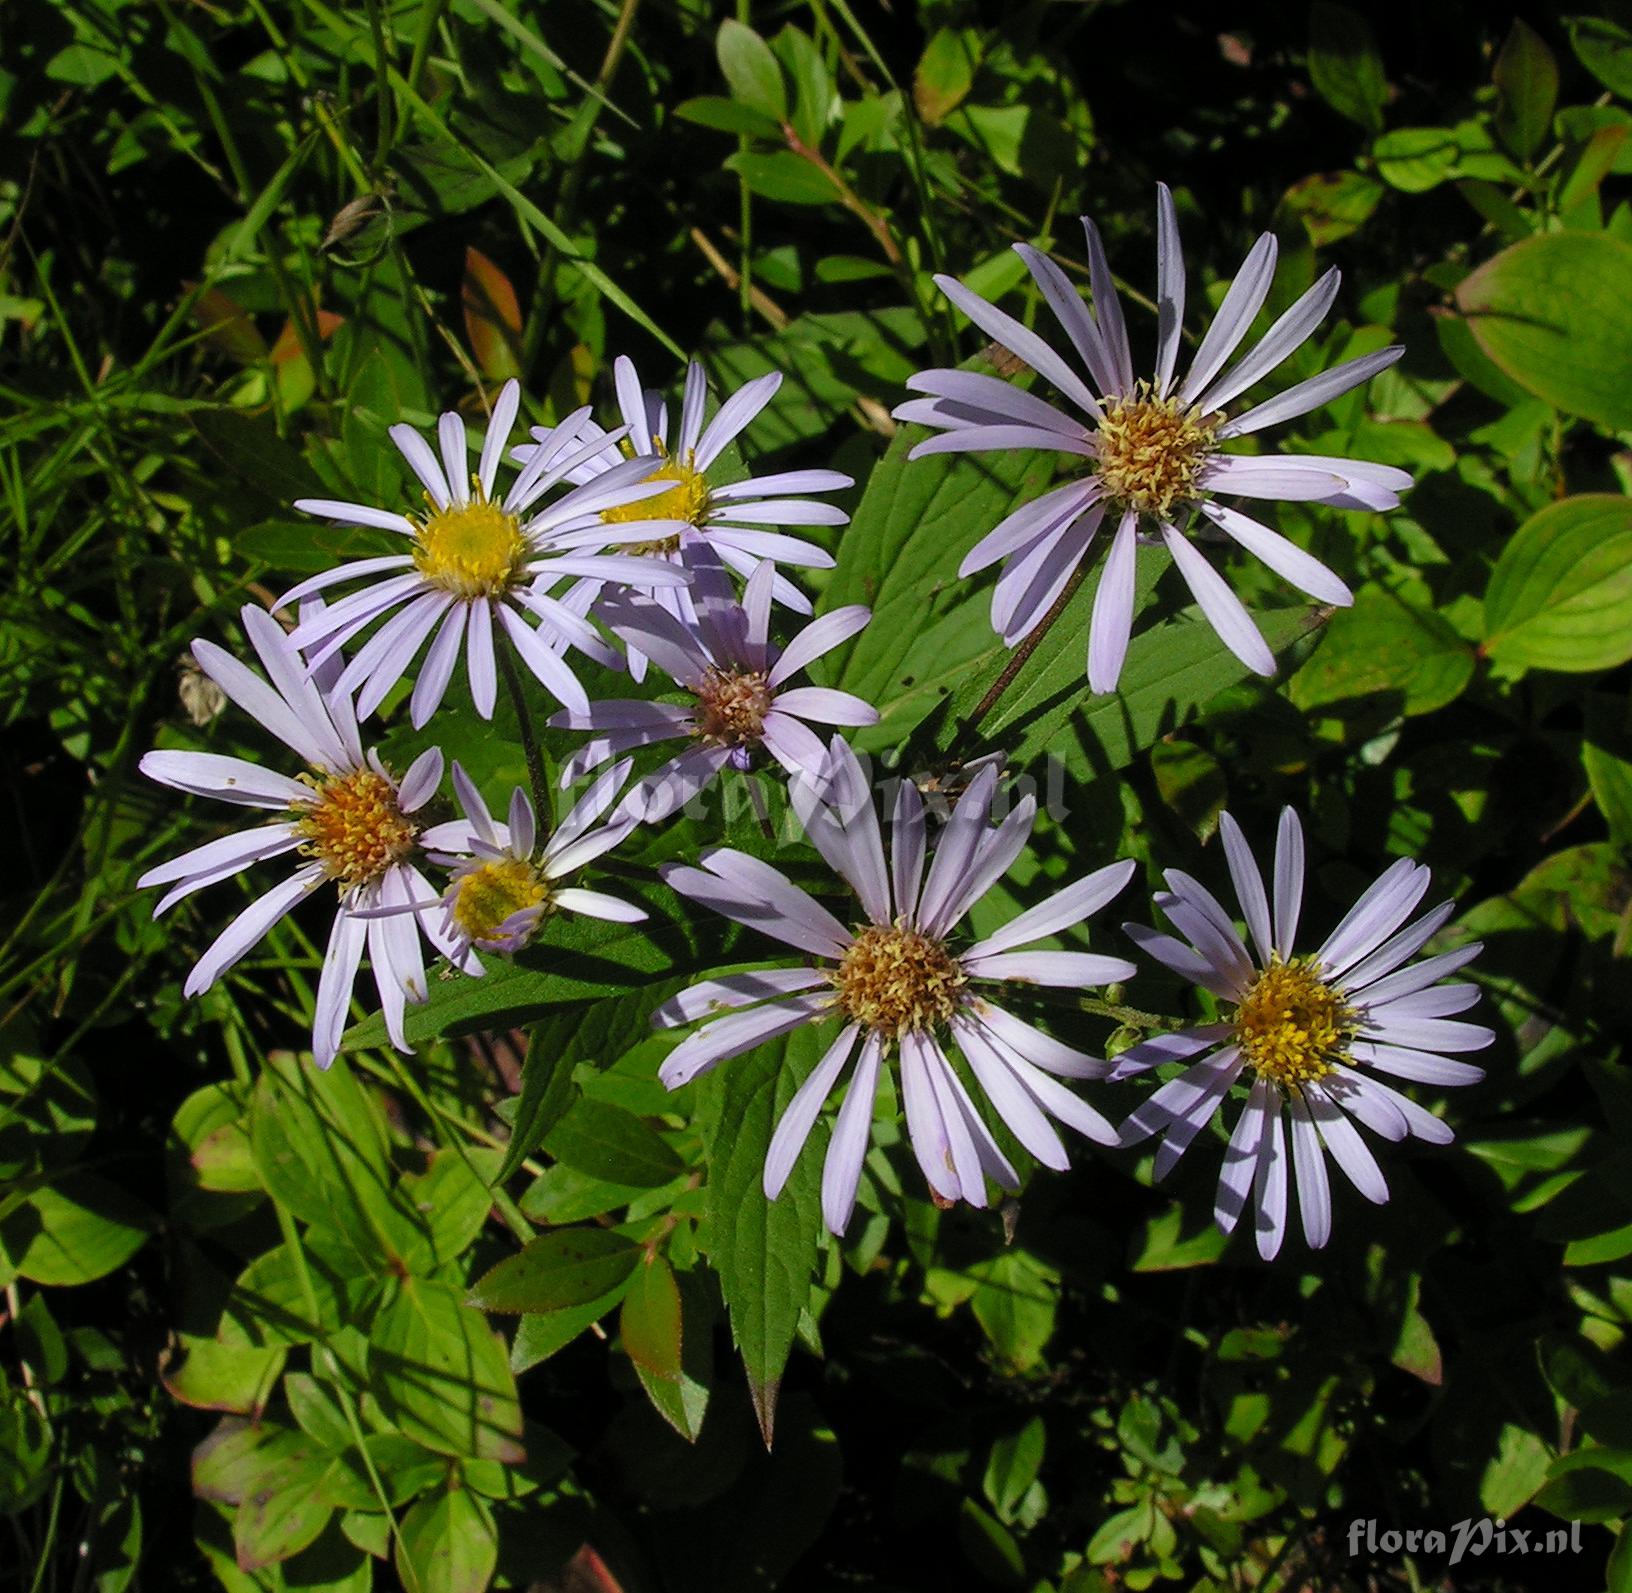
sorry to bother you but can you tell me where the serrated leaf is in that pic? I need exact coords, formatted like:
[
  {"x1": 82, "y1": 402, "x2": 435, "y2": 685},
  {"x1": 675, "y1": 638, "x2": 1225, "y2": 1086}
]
[
  {"x1": 370, "y1": 1277, "x2": 524, "y2": 1462},
  {"x1": 1456, "y1": 233, "x2": 1632, "y2": 429},
  {"x1": 620, "y1": 1253, "x2": 683, "y2": 1381},
  {"x1": 468, "y1": 1228, "x2": 641, "y2": 1314},
  {"x1": 698, "y1": 1025, "x2": 827, "y2": 1446},
  {"x1": 1484, "y1": 495, "x2": 1632, "y2": 673}
]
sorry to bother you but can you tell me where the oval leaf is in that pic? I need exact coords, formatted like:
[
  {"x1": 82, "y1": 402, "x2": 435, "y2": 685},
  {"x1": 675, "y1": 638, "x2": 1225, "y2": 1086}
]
[
  {"x1": 1456, "y1": 233, "x2": 1632, "y2": 429},
  {"x1": 1484, "y1": 495, "x2": 1632, "y2": 673},
  {"x1": 468, "y1": 1228, "x2": 641, "y2": 1315}
]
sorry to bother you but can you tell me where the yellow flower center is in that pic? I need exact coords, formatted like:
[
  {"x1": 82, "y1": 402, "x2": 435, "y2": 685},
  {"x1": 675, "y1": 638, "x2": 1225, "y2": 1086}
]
[
  {"x1": 450, "y1": 857, "x2": 551, "y2": 948},
  {"x1": 1233, "y1": 957, "x2": 1354, "y2": 1090},
  {"x1": 1094, "y1": 385, "x2": 1220, "y2": 519},
  {"x1": 296, "y1": 769, "x2": 418, "y2": 889},
  {"x1": 694, "y1": 666, "x2": 773, "y2": 747},
  {"x1": 411, "y1": 489, "x2": 527, "y2": 598},
  {"x1": 600, "y1": 452, "x2": 711, "y2": 553},
  {"x1": 833, "y1": 923, "x2": 966, "y2": 1038}
]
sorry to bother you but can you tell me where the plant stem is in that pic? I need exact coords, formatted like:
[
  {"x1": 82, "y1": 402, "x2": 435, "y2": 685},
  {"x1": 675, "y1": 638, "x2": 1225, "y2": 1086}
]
[
  {"x1": 496, "y1": 638, "x2": 555, "y2": 827},
  {"x1": 956, "y1": 561, "x2": 1089, "y2": 749}
]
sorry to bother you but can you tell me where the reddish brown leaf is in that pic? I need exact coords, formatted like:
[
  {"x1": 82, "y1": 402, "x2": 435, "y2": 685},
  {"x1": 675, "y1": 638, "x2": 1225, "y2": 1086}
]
[
  {"x1": 462, "y1": 246, "x2": 524, "y2": 381},
  {"x1": 186, "y1": 284, "x2": 267, "y2": 366}
]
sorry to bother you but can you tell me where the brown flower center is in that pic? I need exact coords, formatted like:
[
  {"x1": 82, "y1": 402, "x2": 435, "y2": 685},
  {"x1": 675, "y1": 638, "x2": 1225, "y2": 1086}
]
[
  {"x1": 1094, "y1": 385, "x2": 1220, "y2": 519},
  {"x1": 694, "y1": 667, "x2": 773, "y2": 747},
  {"x1": 296, "y1": 768, "x2": 418, "y2": 889},
  {"x1": 833, "y1": 923, "x2": 966, "y2": 1037}
]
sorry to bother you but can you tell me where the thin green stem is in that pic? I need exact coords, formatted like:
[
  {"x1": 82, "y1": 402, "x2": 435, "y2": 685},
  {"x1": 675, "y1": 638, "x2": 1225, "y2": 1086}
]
[{"x1": 496, "y1": 638, "x2": 555, "y2": 827}]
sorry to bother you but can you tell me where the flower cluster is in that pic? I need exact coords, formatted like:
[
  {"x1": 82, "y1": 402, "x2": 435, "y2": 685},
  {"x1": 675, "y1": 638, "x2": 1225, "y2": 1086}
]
[{"x1": 139, "y1": 189, "x2": 1488, "y2": 1259}]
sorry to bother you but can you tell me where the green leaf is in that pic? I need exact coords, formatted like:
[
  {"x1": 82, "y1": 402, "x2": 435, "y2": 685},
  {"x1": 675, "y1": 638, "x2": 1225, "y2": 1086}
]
[
  {"x1": 717, "y1": 19, "x2": 787, "y2": 122},
  {"x1": 218, "y1": 1243, "x2": 343, "y2": 1349},
  {"x1": 1585, "y1": 694, "x2": 1632, "y2": 845},
  {"x1": 674, "y1": 95, "x2": 783, "y2": 139},
  {"x1": 1455, "y1": 232, "x2": 1632, "y2": 429},
  {"x1": 969, "y1": 1251, "x2": 1058, "y2": 1370},
  {"x1": 393, "y1": 1488, "x2": 497, "y2": 1593},
  {"x1": 249, "y1": 1052, "x2": 427, "y2": 1273},
  {"x1": 1291, "y1": 584, "x2": 1475, "y2": 717},
  {"x1": 0, "y1": 1038, "x2": 94, "y2": 1178},
  {"x1": 698, "y1": 1025, "x2": 827, "y2": 1446},
  {"x1": 343, "y1": 902, "x2": 712, "y2": 1053},
  {"x1": 543, "y1": 1098, "x2": 684, "y2": 1188},
  {"x1": 400, "y1": 1148, "x2": 501, "y2": 1270},
  {"x1": 370, "y1": 1277, "x2": 525, "y2": 1462},
  {"x1": 1483, "y1": 495, "x2": 1632, "y2": 673},
  {"x1": 1307, "y1": 3, "x2": 1387, "y2": 132},
  {"x1": 723, "y1": 151, "x2": 842, "y2": 206},
  {"x1": 1569, "y1": 13, "x2": 1632, "y2": 98},
  {"x1": 467, "y1": 1228, "x2": 642, "y2": 1314},
  {"x1": 624, "y1": 1261, "x2": 712, "y2": 1443},
  {"x1": 0, "y1": 1173, "x2": 150, "y2": 1286},
  {"x1": 163, "y1": 1333, "x2": 284, "y2": 1416},
  {"x1": 1372, "y1": 126, "x2": 1459, "y2": 192},
  {"x1": 914, "y1": 28, "x2": 982, "y2": 125},
  {"x1": 1494, "y1": 18, "x2": 1558, "y2": 161},
  {"x1": 509, "y1": 1285, "x2": 629, "y2": 1372},
  {"x1": 773, "y1": 25, "x2": 832, "y2": 150},
  {"x1": 233, "y1": 1458, "x2": 335, "y2": 1571},
  {"x1": 171, "y1": 1082, "x2": 258, "y2": 1196},
  {"x1": 1536, "y1": 1448, "x2": 1632, "y2": 1523},
  {"x1": 984, "y1": 1416, "x2": 1045, "y2": 1523},
  {"x1": 1539, "y1": 1333, "x2": 1632, "y2": 1448},
  {"x1": 190, "y1": 409, "x2": 326, "y2": 510}
]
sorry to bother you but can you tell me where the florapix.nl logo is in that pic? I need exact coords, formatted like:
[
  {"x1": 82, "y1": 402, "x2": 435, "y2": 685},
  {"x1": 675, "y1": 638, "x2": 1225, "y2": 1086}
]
[{"x1": 1347, "y1": 1517, "x2": 1584, "y2": 1569}]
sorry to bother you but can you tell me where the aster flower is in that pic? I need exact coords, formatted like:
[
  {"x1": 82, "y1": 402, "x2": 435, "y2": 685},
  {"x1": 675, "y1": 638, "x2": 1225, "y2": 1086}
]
[
  {"x1": 549, "y1": 557, "x2": 877, "y2": 823},
  {"x1": 510, "y1": 356, "x2": 851, "y2": 674},
  {"x1": 281, "y1": 379, "x2": 694, "y2": 727},
  {"x1": 652, "y1": 741, "x2": 1138, "y2": 1233},
  {"x1": 405, "y1": 758, "x2": 648, "y2": 961},
  {"x1": 136, "y1": 604, "x2": 474, "y2": 1067},
  {"x1": 1116, "y1": 808, "x2": 1492, "y2": 1261},
  {"x1": 894, "y1": 184, "x2": 1412, "y2": 691}
]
